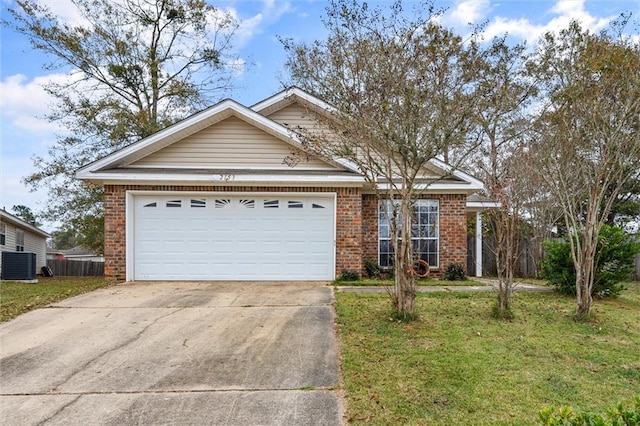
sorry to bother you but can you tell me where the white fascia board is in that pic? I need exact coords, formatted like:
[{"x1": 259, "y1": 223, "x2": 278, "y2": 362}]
[
  {"x1": 428, "y1": 158, "x2": 485, "y2": 189},
  {"x1": 374, "y1": 182, "x2": 483, "y2": 193},
  {"x1": 251, "y1": 87, "x2": 337, "y2": 115},
  {"x1": 466, "y1": 200, "x2": 501, "y2": 211},
  {"x1": 80, "y1": 172, "x2": 366, "y2": 186}
]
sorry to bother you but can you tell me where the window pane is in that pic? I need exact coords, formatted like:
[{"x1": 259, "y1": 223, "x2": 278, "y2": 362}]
[
  {"x1": 379, "y1": 224, "x2": 389, "y2": 239},
  {"x1": 379, "y1": 253, "x2": 393, "y2": 268}
]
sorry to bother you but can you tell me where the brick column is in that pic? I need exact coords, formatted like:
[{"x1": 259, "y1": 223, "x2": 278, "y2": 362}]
[
  {"x1": 104, "y1": 185, "x2": 127, "y2": 281},
  {"x1": 362, "y1": 194, "x2": 379, "y2": 272},
  {"x1": 437, "y1": 194, "x2": 468, "y2": 275},
  {"x1": 335, "y1": 187, "x2": 363, "y2": 276}
]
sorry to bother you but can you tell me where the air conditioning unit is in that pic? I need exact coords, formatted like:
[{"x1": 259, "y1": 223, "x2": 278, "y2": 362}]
[{"x1": 1, "y1": 252, "x2": 37, "y2": 280}]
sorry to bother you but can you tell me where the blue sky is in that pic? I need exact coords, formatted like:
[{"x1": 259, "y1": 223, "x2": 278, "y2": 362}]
[{"x1": 1, "y1": 0, "x2": 639, "y2": 232}]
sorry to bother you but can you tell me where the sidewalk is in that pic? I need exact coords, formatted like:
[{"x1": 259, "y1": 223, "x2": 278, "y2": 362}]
[{"x1": 336, "y1": 279, "x2": 552, "y2": 294}]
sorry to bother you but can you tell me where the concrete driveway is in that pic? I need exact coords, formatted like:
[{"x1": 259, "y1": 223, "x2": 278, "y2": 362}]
[{"x1": 0, "y1": 282, "x2": 342, "y2": 425}]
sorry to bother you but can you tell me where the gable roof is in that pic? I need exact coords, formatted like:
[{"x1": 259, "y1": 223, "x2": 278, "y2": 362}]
[
  {"x1": 76, "y1": 87, "x2": 484, "y2": 193},
  {"x1": 254, "y1": 88, "x2": 484, "y2": 193},
  {"x1": 251, "y1": 87, "x2": 337, "y2": 117},
  {"x1": 77, "y1": 97, "x2": 356, "y2": 179},
  {"x1": 0, "y1": 209, "x2": 50, "y2": 238}
]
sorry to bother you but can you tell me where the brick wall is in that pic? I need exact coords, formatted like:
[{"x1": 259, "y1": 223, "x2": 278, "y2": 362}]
[
  {"x1": 360, "y1": 193, "x2": 469, "y2": 278},
  {"x1": 438, "y1": 194, "x2": 468, "y2": 275},
  {"x1": 335, "y1": 187, "x2": 363, "y2": 275},
  {"x1": 103, "y1": 185, "x2": 363, "y2": 281},
  {"x1": 362, "y1": 194, "x2": 378, "y2": 268}
]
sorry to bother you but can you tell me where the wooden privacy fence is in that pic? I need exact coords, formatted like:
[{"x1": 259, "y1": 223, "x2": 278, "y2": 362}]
[
  {"x1": 467, "y1": 236, "x2": 540, "y2": 278},
  {"x1": 46, "y1": 259, "x2": 104, "y2": 277},
  {"x1": 468, "y1": 237, "x2": 640, "y2": 281}
]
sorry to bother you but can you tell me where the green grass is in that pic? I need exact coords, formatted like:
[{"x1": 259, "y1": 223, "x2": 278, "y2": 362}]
[
  {"x1": 335, "y1": 278, "x2": 490, "y2": 287},
  {"x1": 337, "y1": 282, "x2": 640, "y2": 425},
  {"x1": 0, "y1": 276, "x2": 113, "y2": 322}
]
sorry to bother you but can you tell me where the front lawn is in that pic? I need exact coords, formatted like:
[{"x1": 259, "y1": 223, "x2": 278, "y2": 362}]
[
  {"x1": 0, "y1": 276, "x2": 113, "y2": 322},
  {"x1": 337, "y1": 282, "x2": 640, "y2": 425}
]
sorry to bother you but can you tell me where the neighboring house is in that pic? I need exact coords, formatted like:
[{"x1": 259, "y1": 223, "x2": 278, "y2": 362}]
[
  {"x1": 46, "y1": 249, "x2": 65, "y2": 260},
  {"x1": 77, "y1": 87, "x2": 493, "y2": 282},
  {"x1": 59, "y1": 245, "x2": 104, "y2": 262},
  {"x1": 0, "y1": 208, "x2": 50, "y2": 276},
  {"x1": 46, "y1": 246, "x2": 104, "y2": 262}
]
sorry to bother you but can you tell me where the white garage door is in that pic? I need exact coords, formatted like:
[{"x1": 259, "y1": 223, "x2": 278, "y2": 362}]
[{"x1": 132, "y1": 194, "x2": 335, "y2": 280}]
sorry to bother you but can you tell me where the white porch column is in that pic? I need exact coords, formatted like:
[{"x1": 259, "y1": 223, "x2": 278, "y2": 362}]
[{"x1": 475, "y1": 211, "x2": 482, "y2": 277}]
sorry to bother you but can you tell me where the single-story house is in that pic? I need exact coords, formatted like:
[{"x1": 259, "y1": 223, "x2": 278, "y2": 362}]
[
  {"x1": 47, "y1": 246, "x2": 104, "y2": 262},
  {"x1": 0, "y1": 208, "x2": 50, "y2": 276},
  {"x1": 77, "y1": 87, "x2": 492, "y2": 282}
]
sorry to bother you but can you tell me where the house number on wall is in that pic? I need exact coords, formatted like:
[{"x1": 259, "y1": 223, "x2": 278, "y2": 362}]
[{"x1": 219, "y1": 174, "x2": 235, "y2": 182}]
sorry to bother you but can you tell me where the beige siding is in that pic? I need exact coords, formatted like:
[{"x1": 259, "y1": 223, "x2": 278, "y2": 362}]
[
  {"x1": 0, "y1": 220, "x2": 47, "y2": 275},
  {"x1": 267, "y1": 105, "x2": 442, "y2": 179},
  {"x1": 131, "y1": 116, "x2": 335, "y2": 170},
  {"x1": 267, "y1": 103, "x2": 323, "y2": 130},
  {"x1": 24, "y1": 231, "x2": 47, "y2": 272},
  {"x1": 267, "y1": 104, "x2": 338, "y2": 142}
]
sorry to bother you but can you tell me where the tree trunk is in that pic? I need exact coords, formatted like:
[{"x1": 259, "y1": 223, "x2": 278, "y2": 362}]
[
  {"x1": 575, "y1": 254, "x2": 595, "y2": 316},
  {"x1": 576, "y1": 286, "x2": 592, "y2": 315},
  {"x1": 393, "y1": 195, "x2": 416, "y2": 318},
  {"x1": 575, "y1": 227, "x2": 598, "y2": 316}
]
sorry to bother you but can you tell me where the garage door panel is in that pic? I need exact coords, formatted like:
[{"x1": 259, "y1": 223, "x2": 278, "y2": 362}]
[{"x1": 133, "y1": 194, "x2": 335, "y2": 280}]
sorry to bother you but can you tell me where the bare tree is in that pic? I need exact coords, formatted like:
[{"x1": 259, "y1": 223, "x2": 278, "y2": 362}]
[
  {"x1": 529, "y1": 19, "x2": 640, "y2": 316},
  {"x1": 282, "y1": 0, "x2": 480, "y2": 318},
  {"x1": 467, "y1": 37, "x2": 537, "y2": 318}
]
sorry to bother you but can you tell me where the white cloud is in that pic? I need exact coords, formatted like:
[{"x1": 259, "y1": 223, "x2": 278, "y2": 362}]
[
  {"x1": 0, "y1": 72, "x2": 86, "y2": 134},
  {"x1": 449, "y1": 0, "x2": 491, "y2": 26},
  {"x1": 228, "y1": 0, "x2": 293, "y2": 48},
  {"x1": 226, "y1": 58, "x2": 246, "y2": 77},
  {"x1": 33, "y1": 0, "x2": 89, "y2": 27},
  {"x1": 483, "y1": 0, "x2": 615, "y2": 43},
  {"x1": 0, "y1": 74, "x2": 65, "y2": 133},
  {"x1": 482, "y1": 16, "x2": 544, "y2": 41}
]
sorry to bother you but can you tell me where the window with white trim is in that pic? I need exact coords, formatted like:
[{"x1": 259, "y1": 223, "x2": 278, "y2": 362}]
[
  {"x1": 16, "y1": 229, "x2": 25, "y2": 252},
  {"x1": 378, "y1": 199, "x2": 439, "y2": 268},
  {"x1": 0, "y1": 223, "x2": 5, "y2": 245}
]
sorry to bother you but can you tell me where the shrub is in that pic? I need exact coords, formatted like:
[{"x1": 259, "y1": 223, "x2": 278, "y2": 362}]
[
  {"x1": 537, "y1": 396, "x2": 640, "y2": 425},
  {"x1": 364, "y1": 259, "x2": 381, "y2": 279},
  {"x1": 339, "y1": 269, "x2": 361, "y2": 282},
  {"x1": 542, "y1": 225, "x2": 639, "y2": 298},
  {"x1": 442, "y1": 263, "x2": 467, "y2": 281}
]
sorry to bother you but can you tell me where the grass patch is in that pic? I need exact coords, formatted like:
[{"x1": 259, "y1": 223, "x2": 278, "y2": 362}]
[
  {"x1": 335, "y1": 278, "x2": 490, "y2": 287},
  {"x1": 337, "y1": 282, "x2": 640, "y2": 425},
  {"x1": 1, "y1": 276, "x2": 113, "y2": 322}
]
